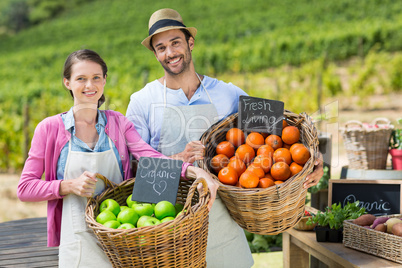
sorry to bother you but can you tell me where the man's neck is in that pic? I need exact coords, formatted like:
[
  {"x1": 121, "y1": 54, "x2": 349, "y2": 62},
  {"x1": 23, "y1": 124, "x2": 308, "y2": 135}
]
[{"x1": 161, "y1": 68, "x2": 204, "y2": 100}]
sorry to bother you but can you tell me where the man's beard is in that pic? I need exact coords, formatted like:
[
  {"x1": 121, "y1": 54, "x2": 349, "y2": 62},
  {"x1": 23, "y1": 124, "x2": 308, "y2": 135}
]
[{"x1": 161, "y1": 46, "x2": 192, "y2": 76}]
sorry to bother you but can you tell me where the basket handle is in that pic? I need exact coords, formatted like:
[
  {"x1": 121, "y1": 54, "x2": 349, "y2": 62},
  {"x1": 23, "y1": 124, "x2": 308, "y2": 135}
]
[
  {"x1": 371, "y1": 117, "x2": 391, "y2": 126},
  {"x1": 182, "y1": 177, "x2": 210, "y2": 217},
  {"x1": 344, "y1": 120, "x2": 363, "y2": 129},
  {"x1": 95, "y1": 173, "x2": 118, "y2": 191}
]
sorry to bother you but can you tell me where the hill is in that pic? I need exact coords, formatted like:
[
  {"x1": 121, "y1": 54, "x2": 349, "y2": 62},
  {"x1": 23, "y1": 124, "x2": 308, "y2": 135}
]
[{"x1": 0, "y1": 0, "x2": 401, "y2": 170}]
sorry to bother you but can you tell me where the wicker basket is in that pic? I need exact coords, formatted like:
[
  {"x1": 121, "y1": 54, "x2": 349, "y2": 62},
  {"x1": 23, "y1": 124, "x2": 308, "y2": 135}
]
[
  {"x1": 293, "y1": 206, "x2": 319, "y2": 231},
  {"x1": 85, "y1": 174, "x2": 210, "y2": 268},
  {"x1": 197, "y1": 110, "x2": 319, "y2": 235},
  {"x1": 343, "y1": 214, "x2": 402, "y2": 264},
  {"x1": 340, "y1": 118, "x2": 394, "y2": 170}
]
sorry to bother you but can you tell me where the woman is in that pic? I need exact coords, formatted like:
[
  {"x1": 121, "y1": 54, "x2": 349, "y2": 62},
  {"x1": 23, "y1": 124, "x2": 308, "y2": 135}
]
[{"x1": 17, "y1": 49, "x2": 218, "y2": 268}]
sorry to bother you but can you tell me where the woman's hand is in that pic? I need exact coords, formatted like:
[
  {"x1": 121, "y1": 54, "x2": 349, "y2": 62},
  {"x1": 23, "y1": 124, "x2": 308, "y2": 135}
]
[
  {"x1": 303, "y1": 152, "x2": 324, "y2": 189},
  {"x1": 59, "y1": 171, "x2": 98, "y2": 197},
  {"x1": 186, "y1": 166, "x2": 219, "y2": 211}
]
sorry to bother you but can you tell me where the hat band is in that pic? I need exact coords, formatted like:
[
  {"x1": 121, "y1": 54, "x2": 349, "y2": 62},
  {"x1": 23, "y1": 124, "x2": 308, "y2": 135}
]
[{"x1": 149, "y1": 19, "x2": 186, "y2": 35}]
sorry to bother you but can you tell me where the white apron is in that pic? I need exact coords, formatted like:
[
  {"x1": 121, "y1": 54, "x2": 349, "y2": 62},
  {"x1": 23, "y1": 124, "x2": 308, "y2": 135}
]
[
  {"x1": 58, "y1": 137, "x2": 123, "y2": 268},
  {"x1": 158, "y1": 75, "x2": 253, "y2": 268}
]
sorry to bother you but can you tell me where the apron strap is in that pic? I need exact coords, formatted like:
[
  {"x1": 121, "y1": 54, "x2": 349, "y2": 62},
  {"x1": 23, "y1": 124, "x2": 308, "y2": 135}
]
[{"x1": 196, "y1": 73, "x2": 213, "y2": 104}]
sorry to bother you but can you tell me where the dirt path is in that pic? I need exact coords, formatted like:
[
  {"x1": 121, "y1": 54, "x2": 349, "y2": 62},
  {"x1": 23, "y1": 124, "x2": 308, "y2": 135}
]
[{"x1": 0, "y1": 174, "x2": 47, "y2": 223}]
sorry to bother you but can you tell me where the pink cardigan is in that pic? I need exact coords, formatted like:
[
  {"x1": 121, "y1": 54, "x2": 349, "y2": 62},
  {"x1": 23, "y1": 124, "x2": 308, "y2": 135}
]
[{"x1": 17, "y1": 110, "x2": 190, "y2": 247}]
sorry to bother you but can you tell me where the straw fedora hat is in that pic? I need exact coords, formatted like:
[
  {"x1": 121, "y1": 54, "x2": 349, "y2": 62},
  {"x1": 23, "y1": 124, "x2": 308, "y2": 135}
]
[{"x1": 141, "y1": 8, "x2": 197, "y2": 51}]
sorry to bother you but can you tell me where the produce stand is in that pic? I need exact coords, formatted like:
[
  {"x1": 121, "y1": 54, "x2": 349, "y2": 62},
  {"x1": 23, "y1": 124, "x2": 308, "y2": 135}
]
[
  {"x1": 283, "y1": 227, "x2": 400, "y2": 268},
  {"x1": 0, "y1": 217, "x2": 58, "y2": 267}
]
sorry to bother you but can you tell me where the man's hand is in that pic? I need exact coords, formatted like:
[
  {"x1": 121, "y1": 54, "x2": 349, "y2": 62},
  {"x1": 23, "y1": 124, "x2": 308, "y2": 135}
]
[
  {"x1": 303, "y1": 152, "x2": 324, "y2": 189},
  {"x1": 172, "y1": 141, "x2": 205, "y2": 164},
  {"x1": 59, "y1": 171, "x2": 98, "y2": 197}
]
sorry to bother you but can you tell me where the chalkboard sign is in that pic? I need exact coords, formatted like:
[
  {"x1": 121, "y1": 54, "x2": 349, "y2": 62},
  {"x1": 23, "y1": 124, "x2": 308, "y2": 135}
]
[
  {"x1": 329, "y1": 179, "x2": 402, "y2": 216},
  {"x1": 238, "y1": 96, "x2": 284, "y2": 135},
  {"x1": 131, "y1": 157, "x2": 183, "y2": 204}
]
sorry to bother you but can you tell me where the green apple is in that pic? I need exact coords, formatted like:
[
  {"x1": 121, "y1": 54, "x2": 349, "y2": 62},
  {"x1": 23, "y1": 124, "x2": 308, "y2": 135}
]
[
  {"x1": 99, "y1": 198, "x2": 121, "y2": 216},
  {"x1": 138, "y1": 216, "x2": 161, "y2": 227},
  {"x1": 117, "y1": 208, "x2": 139, "y2": 226},
  {"x1": 174, "y1": 203, "x2": 184, "y2": 216},
  {"x1": 118, "y1": 223, "x2": 135, "y2": 229},
  {"x1": 120, "y1": 205, "x2": 129, "y2": 211},
  {"x1": 126, "y1": 194, "x2": 140, "y2": 208},
  {"x1": 103, "y1": 220, "x2": 121, "y2": 229},
  {"x1": 137, "y1": 216, "x2": 153, "y2": 228},
  {"x1": 132, "y1": 203, "x2": 154, "y2": 217},
  {"x1": 96, "y1": 210, "x2": 117, "y2": 224},
  {"x1": 154, "y1": 201, "x2": 176, "y2": 220},
  {"x1": 161, "y1": 216, "x2": 175, "y2": 223}
]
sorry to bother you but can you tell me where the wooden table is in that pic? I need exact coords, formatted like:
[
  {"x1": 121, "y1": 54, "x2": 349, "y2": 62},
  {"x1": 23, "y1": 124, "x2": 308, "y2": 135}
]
[
  {"x1": 0, "y1": 217, "x2": 58, "y2": 267},
  {"x1": 283, "y1": 227, "x2": 402, "y2": 268}
]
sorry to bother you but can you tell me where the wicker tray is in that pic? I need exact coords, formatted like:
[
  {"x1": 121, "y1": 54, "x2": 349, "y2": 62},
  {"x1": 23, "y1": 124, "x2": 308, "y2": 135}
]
[
  {"x1": 340, "y1": 118, "x2": 394, "y2": 170},
  {"x1": 86, "y1": 174, "x2": 210, "y2": 268},
  {"x1": 343, "y1": 214, "x2": 402, "y2": 264},
  {"x1": 293, "y1": 206, "x2": 319, "y2": 231},
  {"x1": 197, "y1": 110, "x2": 319, "y2": 235}
]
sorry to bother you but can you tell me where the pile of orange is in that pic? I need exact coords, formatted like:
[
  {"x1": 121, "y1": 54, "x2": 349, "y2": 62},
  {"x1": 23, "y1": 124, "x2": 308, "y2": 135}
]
[{"x1": 210, "y1": 120, "x2": 311, "y2": 189}]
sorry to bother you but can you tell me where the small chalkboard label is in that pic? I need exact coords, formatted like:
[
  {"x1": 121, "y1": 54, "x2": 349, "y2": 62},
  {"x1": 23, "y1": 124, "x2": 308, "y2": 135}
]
[
  {"x1": 238, "y1": 96, "x2": 284, "y2": 135},
  {"x1": 131, "y1": 157, "x2": 183, "y2": 204},
  {"x1": 329, "y1": 179, "x2": 402, "y2": 216}
]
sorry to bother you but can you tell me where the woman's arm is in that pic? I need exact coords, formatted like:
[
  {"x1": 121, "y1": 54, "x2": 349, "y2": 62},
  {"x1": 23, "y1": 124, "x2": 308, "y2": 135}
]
[{"x1": 17, "y1": 120, "x2": 64, "y2": 202}]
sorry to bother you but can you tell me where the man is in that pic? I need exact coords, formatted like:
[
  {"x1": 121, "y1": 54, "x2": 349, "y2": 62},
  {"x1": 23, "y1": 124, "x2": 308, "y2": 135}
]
[{"x1": 126, "y1": 8, "x2": 323, "y2": 267}]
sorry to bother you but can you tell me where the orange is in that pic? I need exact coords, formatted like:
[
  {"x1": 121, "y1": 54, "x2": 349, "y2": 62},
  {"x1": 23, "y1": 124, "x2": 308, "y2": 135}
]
[
  {"x1": 274, "y1": 180, "x2": 284, "y2": 185},
  {"x1": 258, "y1": 177, "x2": 275, "y2": 188},
  {"x1": 283, "y1": 119, "x2": 288, "y2": 128},
  {"x1": 289, "y1": 162, "x2": 303, "y2": 176},
  {"x1": 235, "y1": 144, "x2": 255, "y2": 164},
  {"x1": 218, "y1": 166, "x2": 238, "y2": 186},
  {"x1": 216, "y1": 141, "x2": 235, "y2": 158},
  {"x1": 239, "y1": 171, "x2": 260, "y2": 188},
  {"x1": 273, "y1": 148, "x2": 292, "y2": 165},
  {"x1": 246, "y1": 132, "x2": 265, "y2": 150},
  {"x1": 291, "y1": 145, "x2": 311, "y2": 165},
  {"x1": 282, "y1": 126, "x2": 300, "y2": 145},
  {"x1": 256, "y1": 144, "x2": 274, "y2": 157},
  {"x1": 226, "y1": 128, "x2": 245, "y2": 147},
  {"x1": 260, "y1": 132, "x2": 269, "y2": 139},
  {"x1": 289, "y1": 143, "x2": 304, "y2": 154},
  {"x1": 265, "y1": 135, "x2": 283, "y2": 150},
  {"x1": 283, "y1": 143, "x2": 291, "y2": 149},
  {"x1": 270, "y1": 162, "x2": 291, "y2": 181},
  {"x1": 210, "y1": 154, "x2": 230, "y2": 173},
  {"x1": 227, "y1": 158, "x2": 247, "y2": 177},
  {"x1": 253, "y1": 154, "x2": 273, "y2": 173},
  {"x1": 246, "y1": 164, "x2": 265, "y2": 178},
  {"x1": 263, "y1": 173, "x2": 275, "y2": 180}
]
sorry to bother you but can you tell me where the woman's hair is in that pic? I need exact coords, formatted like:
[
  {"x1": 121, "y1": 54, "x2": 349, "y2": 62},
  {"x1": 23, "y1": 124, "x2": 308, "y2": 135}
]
[{"x1": 63, "y1": 49, "x2": 108, "y2": 108}]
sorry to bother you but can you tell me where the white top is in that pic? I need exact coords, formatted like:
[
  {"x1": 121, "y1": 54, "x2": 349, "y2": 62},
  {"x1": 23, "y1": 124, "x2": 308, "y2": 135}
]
[{"x1": 126, "y1": 76, "x2": 247, "y2": 150}]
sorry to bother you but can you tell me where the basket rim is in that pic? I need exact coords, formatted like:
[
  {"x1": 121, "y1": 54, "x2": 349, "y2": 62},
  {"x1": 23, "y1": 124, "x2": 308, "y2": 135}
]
[
  {"x1": 85, "y1": 177, "x2": 210, "y2": 236},
  {"x1": 197, "y1": 110, "x2": 319, "y2": 193}
]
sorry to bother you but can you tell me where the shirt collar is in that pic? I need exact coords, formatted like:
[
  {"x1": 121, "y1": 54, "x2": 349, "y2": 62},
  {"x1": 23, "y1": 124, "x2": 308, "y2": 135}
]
[{"x1": 64, "y1": 107, "x2": 105, "y2": 131}]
